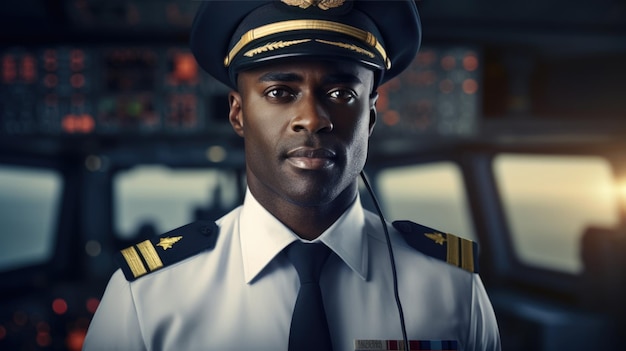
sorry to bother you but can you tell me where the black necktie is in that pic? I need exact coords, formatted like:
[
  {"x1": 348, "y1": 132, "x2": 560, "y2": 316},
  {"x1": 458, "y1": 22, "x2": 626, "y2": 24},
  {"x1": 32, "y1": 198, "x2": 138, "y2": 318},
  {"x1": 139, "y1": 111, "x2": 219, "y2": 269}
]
[{"x1": 286, "y1": 241, "x2": 333, "y2": 351}]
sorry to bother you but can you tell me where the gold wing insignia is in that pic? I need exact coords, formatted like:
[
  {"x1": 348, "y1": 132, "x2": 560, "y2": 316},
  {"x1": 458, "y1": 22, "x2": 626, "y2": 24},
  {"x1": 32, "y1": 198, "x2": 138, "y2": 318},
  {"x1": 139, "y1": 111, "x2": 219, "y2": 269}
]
[
  {"x1": 317, "y1": 0, "x2": 345, "y2": 10},
  {"x1": 157, "y1": 236, "x2": 183, "y2": 250},
  {"x1": 282, "y1": 0, "x2": 345, "y2": 10},
  {"x1": 425, "y1": 232, "x2": 447, "y2": 245}
]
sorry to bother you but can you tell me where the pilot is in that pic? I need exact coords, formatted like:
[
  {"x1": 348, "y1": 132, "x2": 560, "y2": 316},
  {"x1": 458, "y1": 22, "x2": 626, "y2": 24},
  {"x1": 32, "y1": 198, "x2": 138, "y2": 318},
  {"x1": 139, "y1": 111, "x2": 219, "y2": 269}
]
[{"x1": 83, "y1": 1, "x2": 500, "y2": 350}]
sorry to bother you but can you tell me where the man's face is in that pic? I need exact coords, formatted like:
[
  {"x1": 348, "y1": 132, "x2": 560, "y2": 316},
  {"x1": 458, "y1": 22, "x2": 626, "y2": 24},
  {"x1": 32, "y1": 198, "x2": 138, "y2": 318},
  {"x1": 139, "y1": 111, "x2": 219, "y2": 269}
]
[{"x1": 228, "y1": 59, "x2": 377, "y2": 207}]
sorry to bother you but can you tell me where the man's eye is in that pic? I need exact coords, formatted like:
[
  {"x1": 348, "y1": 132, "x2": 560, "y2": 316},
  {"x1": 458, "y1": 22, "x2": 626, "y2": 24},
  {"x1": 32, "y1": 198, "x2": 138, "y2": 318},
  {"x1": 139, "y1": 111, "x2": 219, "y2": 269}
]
[
  {"x1": 265, "y1": 88, "x2": 293, "y2": 100},
  {"x1": 329, "y1": 89, "x2": 355, "y2": 102}
]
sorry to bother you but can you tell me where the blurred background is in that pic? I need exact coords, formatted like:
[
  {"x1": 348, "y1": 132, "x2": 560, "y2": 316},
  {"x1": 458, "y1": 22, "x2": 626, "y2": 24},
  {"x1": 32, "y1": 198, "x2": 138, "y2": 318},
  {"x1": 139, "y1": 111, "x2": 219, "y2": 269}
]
[{"x1": 0, "y1": 0, "x2": 625, "y2": 350}]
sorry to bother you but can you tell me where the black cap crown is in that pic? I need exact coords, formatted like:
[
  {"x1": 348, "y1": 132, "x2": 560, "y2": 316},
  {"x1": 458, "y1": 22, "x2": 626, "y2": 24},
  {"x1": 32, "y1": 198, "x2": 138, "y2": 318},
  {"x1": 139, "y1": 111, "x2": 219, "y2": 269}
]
[{"x1": 190, "y1": 0, "x2": 421, "y2": 89}]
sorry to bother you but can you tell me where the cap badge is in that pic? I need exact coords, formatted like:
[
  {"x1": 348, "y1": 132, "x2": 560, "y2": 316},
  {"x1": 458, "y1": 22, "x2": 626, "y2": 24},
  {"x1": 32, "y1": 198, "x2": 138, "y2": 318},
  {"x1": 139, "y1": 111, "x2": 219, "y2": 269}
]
[
  {"x1": 157, "y1": 236, "x2": 183, "y2": 250},
  {"x1": 425, "y1": 232, "x2": 447, "y2": 245},
  {"x1": 282, "y1": 0, "x2": 346, "y2": 10}
]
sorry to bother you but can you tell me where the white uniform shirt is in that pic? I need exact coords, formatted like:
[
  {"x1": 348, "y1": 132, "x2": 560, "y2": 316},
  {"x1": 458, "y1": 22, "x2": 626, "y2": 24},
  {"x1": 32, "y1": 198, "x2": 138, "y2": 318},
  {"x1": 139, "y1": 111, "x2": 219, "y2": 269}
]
[{"x1": 83, "y1": 190, "x2": 500, "y2": 351}]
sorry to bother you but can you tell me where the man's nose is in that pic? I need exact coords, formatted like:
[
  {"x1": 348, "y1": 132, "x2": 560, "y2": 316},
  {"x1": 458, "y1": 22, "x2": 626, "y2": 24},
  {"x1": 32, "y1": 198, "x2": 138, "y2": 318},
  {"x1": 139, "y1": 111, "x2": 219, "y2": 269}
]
[{"x1": 290, "y1": 94, "x2": 333, "y2": 134}]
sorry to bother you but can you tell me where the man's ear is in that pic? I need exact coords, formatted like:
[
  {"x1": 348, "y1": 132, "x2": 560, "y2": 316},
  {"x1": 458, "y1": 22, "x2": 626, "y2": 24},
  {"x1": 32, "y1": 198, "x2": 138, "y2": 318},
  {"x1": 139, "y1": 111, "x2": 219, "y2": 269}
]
[
  {"x1": 368, "y1": 92, "x2": 378, "y2": 136},
  {"x1": 228, "y1": 91, "x2": 245, "y2": 137}
]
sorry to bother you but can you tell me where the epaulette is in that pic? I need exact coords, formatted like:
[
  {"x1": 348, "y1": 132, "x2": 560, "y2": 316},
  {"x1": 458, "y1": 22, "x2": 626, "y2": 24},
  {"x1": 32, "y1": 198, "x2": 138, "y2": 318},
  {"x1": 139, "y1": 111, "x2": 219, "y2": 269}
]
[
  {"x1": 392, "y1": 220, "x2": 479, "y2": 273},
  {"x1": 116, "y1": 221, "x2": 219, "y2": 281}
]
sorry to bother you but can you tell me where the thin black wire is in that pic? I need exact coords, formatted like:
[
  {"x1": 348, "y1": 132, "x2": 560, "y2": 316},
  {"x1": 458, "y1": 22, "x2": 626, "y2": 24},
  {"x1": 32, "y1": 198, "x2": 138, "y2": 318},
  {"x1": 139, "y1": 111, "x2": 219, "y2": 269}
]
[{"x1": 360, "y1": 171, "x2": 410, "y2": 350}]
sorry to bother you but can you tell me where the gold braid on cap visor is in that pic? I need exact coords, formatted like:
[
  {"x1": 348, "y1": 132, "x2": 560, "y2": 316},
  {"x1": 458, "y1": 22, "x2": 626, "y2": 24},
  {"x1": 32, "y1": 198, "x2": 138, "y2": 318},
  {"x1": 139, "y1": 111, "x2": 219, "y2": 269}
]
[{"x1": 223, "y1": 19, "x2": 391, "y2": 69}]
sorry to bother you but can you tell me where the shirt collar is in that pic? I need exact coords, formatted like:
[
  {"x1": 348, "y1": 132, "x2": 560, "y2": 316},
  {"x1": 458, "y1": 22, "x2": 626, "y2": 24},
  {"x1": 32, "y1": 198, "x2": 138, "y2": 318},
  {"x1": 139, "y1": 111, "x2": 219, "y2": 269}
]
[{"x1": 239, "y1": 189, "x2": 369, "y2": 284}]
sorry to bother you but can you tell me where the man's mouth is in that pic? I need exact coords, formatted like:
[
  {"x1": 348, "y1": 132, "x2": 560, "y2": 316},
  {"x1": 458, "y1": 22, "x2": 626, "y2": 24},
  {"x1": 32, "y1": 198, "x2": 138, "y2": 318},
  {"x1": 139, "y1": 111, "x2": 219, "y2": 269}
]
[{"x1": 285, "y1": 147, "x2": 336, "y2": 170}]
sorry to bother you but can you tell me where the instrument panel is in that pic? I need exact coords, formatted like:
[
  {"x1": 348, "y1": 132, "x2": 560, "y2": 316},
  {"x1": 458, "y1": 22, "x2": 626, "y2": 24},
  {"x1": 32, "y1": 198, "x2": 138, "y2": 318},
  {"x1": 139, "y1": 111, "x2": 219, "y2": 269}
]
[{"x1": 0, "y1": 45, "x2": 481, "y2": 141}]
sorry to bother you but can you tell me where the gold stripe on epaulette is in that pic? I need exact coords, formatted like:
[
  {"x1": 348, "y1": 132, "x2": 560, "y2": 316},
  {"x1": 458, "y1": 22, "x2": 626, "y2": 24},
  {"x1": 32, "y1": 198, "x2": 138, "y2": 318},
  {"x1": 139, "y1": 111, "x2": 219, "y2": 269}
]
[
  {"x1": 121, "y1": 246, "x2": 147, "y2": 278},
  {"x1": 461, "y1": 238, "x2": 474, "y2": 272},
  {"x1": 446, "y1": 233, "x2": 460, "y2": 267},
  {"x1": 136, "y1": 240, "x2": 164, "y2": 272}
]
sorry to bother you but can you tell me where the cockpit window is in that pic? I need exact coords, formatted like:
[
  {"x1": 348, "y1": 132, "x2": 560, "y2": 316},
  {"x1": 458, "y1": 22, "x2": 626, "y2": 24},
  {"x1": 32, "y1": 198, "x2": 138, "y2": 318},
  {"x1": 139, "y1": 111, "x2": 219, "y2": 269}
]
[
  {"x1": 376, "y1": 162, "x2": 474, "y2": 241},
  {"x1": 113, "y1": 165, "x2": 240, "y2": 239},
  {"x1": 494, "y1": 154, "x2": 620, "y2": 274},
  {"x1": 0, "y1": 164, "x2": 61, "y2": 272}
]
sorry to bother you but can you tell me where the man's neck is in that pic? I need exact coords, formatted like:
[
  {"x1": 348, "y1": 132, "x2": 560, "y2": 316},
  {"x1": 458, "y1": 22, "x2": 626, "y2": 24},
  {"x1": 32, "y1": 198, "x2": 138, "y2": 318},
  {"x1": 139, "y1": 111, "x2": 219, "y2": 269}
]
[{"x1": 248, "y1": 183, "x2": 358, "y2": 241}]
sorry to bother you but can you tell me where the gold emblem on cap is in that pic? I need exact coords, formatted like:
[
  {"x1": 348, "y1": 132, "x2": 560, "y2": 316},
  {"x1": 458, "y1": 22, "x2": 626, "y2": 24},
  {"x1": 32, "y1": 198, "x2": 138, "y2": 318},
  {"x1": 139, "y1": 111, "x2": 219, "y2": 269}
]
[
  {"x1": 425, "y1": 232, "x2": 447, "y2": 245},
  {"x1": 224, "y1": 19, "x2": 390, "y2": 69},
  {"x1": 245, "y1": 39, "x2": 312, "y2": 57},
  {"x1": 157, "y1": 236, "x2": 183, "y2": 250},
  {"x1": 315, "y1": 39, "x2": 375, "y2": 58},
  {"x1": 282, "y1": 0, "x2": 345, "y2": 10}
]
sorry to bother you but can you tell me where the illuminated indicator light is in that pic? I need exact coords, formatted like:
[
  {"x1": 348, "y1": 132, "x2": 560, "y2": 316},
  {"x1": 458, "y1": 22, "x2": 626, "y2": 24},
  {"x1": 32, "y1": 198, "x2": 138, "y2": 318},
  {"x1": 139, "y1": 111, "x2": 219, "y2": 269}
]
[
  {"x1": 441, "y1": 55, "x2": 456, "y2": 71},
  {"x1": 21, "y1": 55, "x2": 37, "y2": 83},
  {"x1": 462, "y1": 79, "x2": 479, "y2": 94},
  {"x1": 174, "y1": 53, "x2": 198, "y2": 82},
  {"x1": 0, "y1": 325, "x2": 6, "y2": 340},
  {"x1": 127, "y1": 101, "x2": 143, "y2": 117},
  {"x1": 67, "y1": 328, "x2": 87, "y2": 351},
  {"x1": 81, "y1": 114, "x2": 95, "y2": 133},
  {"x1": 383, "y1": 110, "x2": 400, "y2": 126},
  {"x1": 463, "y1": 54, "x2": 479, "y2": 71},
  {"x1": 70, "y1": 73, "x2": 85, "y2": 88},
  {"x1": 13, "y1": 311, "x2": 28, "y2": 326},
  {"x1": 52, "y1": 298, "x2": 68, "y2": 315},
  {"x1": 37, "y1": 332, "x2": 52, "y2": 347},
  {"x1": 71, "y1": 50, "x2": 85, "y2": 71},
  {"x1": 2, "y1": 55, "x2": 17, "y2": 83},
  {"x1": 44, "y1": 74, "x2": 59, "y2": 88},
  {"x1": 86, "y1": 298, "x2": 100, "y2": 313},
  {"x1": 63, "y1": 115, "x2": 76, "y2": 133},
  {"x1": 416, "y1": 50, "x2": 436, "y2": 67},
  {"x1": 206, "y1": 146, "x2": 227, "y2": 163},
  {"x1": 439, "y1": 79, "x2": 454, "y2": 94}
]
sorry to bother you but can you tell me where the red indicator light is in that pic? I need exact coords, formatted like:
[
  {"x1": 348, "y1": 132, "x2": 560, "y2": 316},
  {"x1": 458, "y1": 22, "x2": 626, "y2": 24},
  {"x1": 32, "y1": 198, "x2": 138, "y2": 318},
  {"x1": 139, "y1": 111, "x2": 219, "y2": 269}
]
[
  {"x1": 81, "y1": 114, "x2": 95, "y2": 133},
  {"x1": 86, "y1": 298, "x2": 100, "y2": 314},
  {"x1": 21, "y1": 54, "x2": 37, "y2": 83},
  {"x1": 2, "y1": 54, "x2": 17, "y2": 83},
  {"x1": 71, "y1": 73, "x2": 85, "y2": 88},
  {"x1": 52, "y1": 298, "x2": 68, "y2": 315},
  {"x1": 462, "y1": 53, "x2": 479, "y2": 71},
  {"x1": 462, "y1": 79, "x2": 479, "y2": 94},
  {"x1": 383, "y1": 110, "x2": 400, "y2": 127},
  {"x1": 36, "y1": 332, "x2": 52, "y2": 347},
  {"x1": 63, "y1": 114, "x2": 95, "y2": 134},
  {"x1": 67, "y1": 328, "x2": 87, "y2": 351},
  {"x1": 440, "y1": 55, "x2": 456, "y2": 71}
]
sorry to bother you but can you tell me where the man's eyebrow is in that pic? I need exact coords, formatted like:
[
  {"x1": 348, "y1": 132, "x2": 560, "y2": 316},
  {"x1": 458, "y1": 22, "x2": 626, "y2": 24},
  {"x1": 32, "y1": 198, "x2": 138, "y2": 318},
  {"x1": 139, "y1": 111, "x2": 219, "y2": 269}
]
[{"x1": 257, "y1": 72, "x2": 303, "y2": 83}]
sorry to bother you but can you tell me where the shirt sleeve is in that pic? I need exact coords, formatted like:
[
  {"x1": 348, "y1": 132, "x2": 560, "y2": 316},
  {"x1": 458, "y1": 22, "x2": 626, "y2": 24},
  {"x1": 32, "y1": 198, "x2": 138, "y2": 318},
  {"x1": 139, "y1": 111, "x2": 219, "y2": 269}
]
[
  {"x1": 466, "y1": 274, "x2": 501, "y2": 351},
  {"x1": 83, "y1": 269, "x2": 147, "y2": 351}
]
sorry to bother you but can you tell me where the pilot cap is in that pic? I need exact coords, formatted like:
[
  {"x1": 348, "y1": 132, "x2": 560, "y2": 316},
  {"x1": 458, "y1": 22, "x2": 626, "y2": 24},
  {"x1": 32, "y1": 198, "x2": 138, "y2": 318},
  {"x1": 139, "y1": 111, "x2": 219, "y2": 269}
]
[{"x1": 190, "y1": 0, "x2": 421, "y2": 89}]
